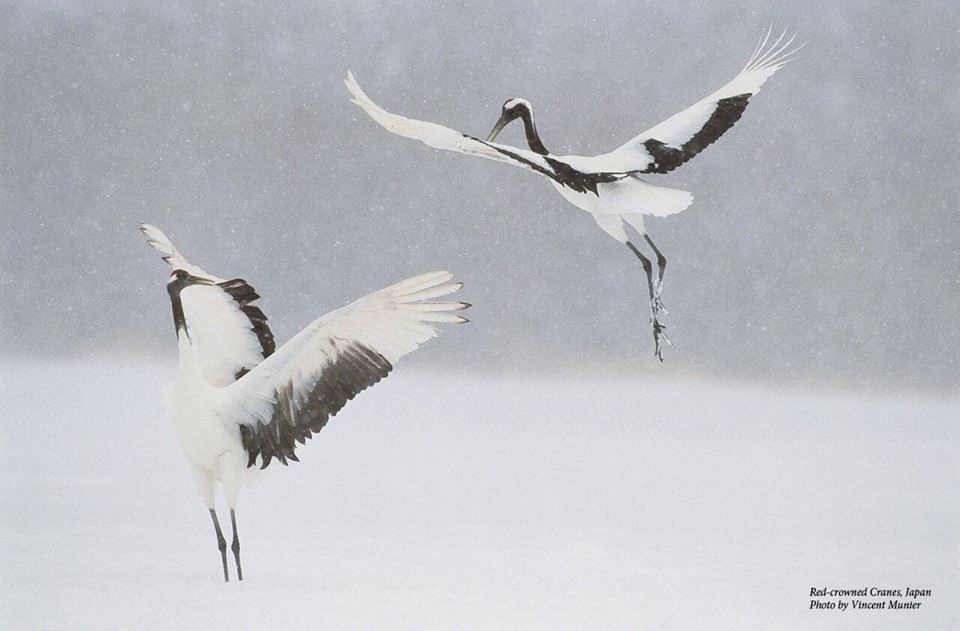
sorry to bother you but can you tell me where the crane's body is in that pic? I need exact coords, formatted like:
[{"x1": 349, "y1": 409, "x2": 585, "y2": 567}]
[
  {"x1": 346, "y1": 29, "x2": 800, "y2": 360},
  {"x1": 166, "y1": 333, "x2": 248, "y2": 507},
  {"x1": 143, "y1": 224, "x2": 468, "y2": 581}
]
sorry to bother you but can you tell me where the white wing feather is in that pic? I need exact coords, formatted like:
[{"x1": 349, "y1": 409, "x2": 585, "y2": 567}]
[
  {"x1": 179, "y1": 284, "x2": 272, "y2": 387},
  {"x1": 347, "y1": 29, "x2": 799, "y2": 179},
  {"x1": 140, "y1": 223, "x2": 224, "y2": 281},
  {"x1": 143, "y1": 224, "x2": 273, "y2": 387},
  {"x1": 597, "y1": 29, "x2": 802, "y2": 172},
  {"x1": 346, "y1": 71, "x2": 558, "y2": 178},
  {"x1": 219, "y1": 271, "x2": 468, "y2": 430}
]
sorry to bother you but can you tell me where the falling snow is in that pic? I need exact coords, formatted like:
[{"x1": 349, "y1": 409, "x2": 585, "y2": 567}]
[{"x1": 2, "y1": 2, "x2": 958, "y2": 628}]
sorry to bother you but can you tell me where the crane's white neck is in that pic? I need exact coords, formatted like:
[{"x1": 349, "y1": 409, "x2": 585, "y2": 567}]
[{"x1": 176, "y1": 331, "x2": 205, "y2": 383}]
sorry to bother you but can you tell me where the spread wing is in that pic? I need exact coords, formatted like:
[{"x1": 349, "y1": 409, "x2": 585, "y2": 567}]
[
  {"x1": 594, "y1": 29, "x2": 802, "y2": 175},
  {"x1": 142, "y1": 224, "x2": 275, "y2": 386},
  {"x1": 346, "y1": 71, "x2": 565, "y2": 184},
  {"x1": 219, "y1": 271, "x2": 469, "y2": 469}
]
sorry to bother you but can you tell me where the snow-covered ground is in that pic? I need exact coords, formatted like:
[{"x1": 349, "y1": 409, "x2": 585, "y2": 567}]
[{"x1": 1, "y1": 358, "x2": 957, "y2": 630}]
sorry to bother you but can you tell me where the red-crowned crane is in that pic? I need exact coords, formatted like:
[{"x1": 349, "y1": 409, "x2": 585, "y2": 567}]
[
  {"x1": 346, "y1": 30, "x2": 800, "y2": 361},
  {"x1": 142, "y1": 224, "x2": 468, "y2": 581}
]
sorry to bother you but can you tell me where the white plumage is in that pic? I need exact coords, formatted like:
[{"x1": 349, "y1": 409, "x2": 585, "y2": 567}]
[
  {"x1": 217, "y1": 271, "x2": 469, "y2": 438},
  {"x1": 179, "y1": 284, "x2": 269, "y2": 386},
  {"x1": 346, "y1": 29, "x2": 801, "y2": 361},
  {"x1": 142, "y1": 223, "x2": 223, "y2": 282},
  {"x1": 143, "y1": 225, "x2": 468, "y2": 581},
  {"x1": 142, "y1": 224, "x2": 264, "y2": 386}
]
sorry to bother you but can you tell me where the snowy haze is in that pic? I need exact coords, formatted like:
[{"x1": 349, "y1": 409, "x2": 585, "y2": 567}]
[
  {"x1": 2, "y1": 360, "x2": 958, "y2": 629},
  {"x1": 2, "y1": 1, "x2": 959, "y2": 629},
  {"x1": 1, "y1": 1, "x2": 958, "y2": 387}
]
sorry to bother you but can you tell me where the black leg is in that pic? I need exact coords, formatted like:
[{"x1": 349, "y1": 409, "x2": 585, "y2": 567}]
[
  {"x1": 626, "y1": 241, "x2": 656, "y2": 305},
  {"x1": 230, "y1": 509, "x2": 243, "y2": 581},
  {"x1": 209, "y1": 509, "x2": 229, "y2": 582},
  {"x1": 643, "y1": 234, "x2": 667, "y2": 313},
  {"x1": 626, "y1": 241, "x2": 669, "y2": 362}
]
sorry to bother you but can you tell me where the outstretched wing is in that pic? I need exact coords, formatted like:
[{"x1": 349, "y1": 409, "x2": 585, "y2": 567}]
[
  {"x1": 346, "y1": 72, "x2": 564, "y2": 184},
  {"x1": 141, "y1": 223, "x2": 224, "y2": 282},
  {"x1": 142, "y1": 224, "x2": 275, "y2": 386},
  {"x1": 220, "y1": 271, "x2": 469, "y2": 469},
  {"x1": 594, "y1": 29, "x2": 802, "y2": 175}
]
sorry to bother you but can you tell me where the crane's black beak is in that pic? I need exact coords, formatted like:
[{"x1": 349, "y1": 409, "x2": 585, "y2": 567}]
[
  {"x1": 171, "y1": 275, "x2": 217, "y2": 288},
  {"x1": 485, "y1": 114, "x2": 510, "y2": 142}
]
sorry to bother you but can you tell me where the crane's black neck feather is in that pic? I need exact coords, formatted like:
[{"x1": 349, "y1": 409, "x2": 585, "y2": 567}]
[
  {"x1": 517, "y1": 107, "x2": 549, "y2": 155},
  {"x1": 166, "y1": 276, "x2": 191, "y2": 338}
]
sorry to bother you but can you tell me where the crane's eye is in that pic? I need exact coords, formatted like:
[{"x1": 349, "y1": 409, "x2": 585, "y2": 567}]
[{"x1": 176, "y1": 270, "x2": 188, "y2": 280}]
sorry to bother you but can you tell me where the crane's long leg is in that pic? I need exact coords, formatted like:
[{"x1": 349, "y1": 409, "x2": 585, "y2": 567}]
[
  {"x1": 209, "y1": 509, "x2": 230, "y2": 582},
  {"x1": 626, "y1": 241, "x2": 670, "y2": 361},
  {"x1": 627, "y1": 241, "x2": 657, "y2": 310},
  {"x1": 643, "y1": 234, "x2": 667, "y2": 314},
  {"x1": 230, "y1": 509, "x2": 243, "y2": 581}
]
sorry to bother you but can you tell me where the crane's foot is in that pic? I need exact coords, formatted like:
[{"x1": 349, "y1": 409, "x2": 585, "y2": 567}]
[
  {"x1": 651, "y1": 318, "x2": 672, "y2": 362},
  {"x1": 651, "y1": 276, "x2": 668, "y2": 315},
  {"x1": 653, "y1": 294, "x2": 667, "y2": 316}
]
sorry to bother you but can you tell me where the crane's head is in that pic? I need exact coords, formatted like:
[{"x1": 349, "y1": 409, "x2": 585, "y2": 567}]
[
  {"x1": 166, "y1": 268, "x2": 215, "y2": 295},
  {"x1": 486, "y1": 98, "x2": 549, "y2": 155},
  {"x1": 485, "y1": 98, "x2": 533, "y2": 142}
]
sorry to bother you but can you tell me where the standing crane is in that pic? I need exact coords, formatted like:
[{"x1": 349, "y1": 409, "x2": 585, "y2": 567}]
[{"x1": 142, "y1": 224, "x2": 468, "y2": 581}]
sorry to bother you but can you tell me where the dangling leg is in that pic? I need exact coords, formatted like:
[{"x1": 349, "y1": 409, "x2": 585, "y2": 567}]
[
  {"x1": 590, "y1": 213, "x2": 670, "y2": 360},
  {"x1": 627, "y1": 241, "x2": 669, "y2": 361},
  {"x1": 644, "y1": 234, "x2": 667, "y2": 314},
  {"x1": 230, "y1": 509, "x2": 243, "y2": 581},
  {"x1": 208, "y1": 509, "x2": 230, "y2": 582},
  {"x1": 627, "y1": 241, "x2": 656, "y2": 308}
]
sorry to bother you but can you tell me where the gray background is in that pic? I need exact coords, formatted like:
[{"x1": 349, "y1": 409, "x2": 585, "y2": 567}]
[
  {"x1": 2, "y1": 1, "x2": 958, "y2": 390},
  {"x1": 2, "y1": 4, "x2": 958, "y2": 628}
]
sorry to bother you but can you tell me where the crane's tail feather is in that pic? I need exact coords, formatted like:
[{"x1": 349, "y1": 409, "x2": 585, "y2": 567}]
[
  {"x1": 599, "y1": 177, "x2": 694, "y2": 218},
  {"x1": 632, "y1": 179, "x2": 694, "y2": 218}
]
